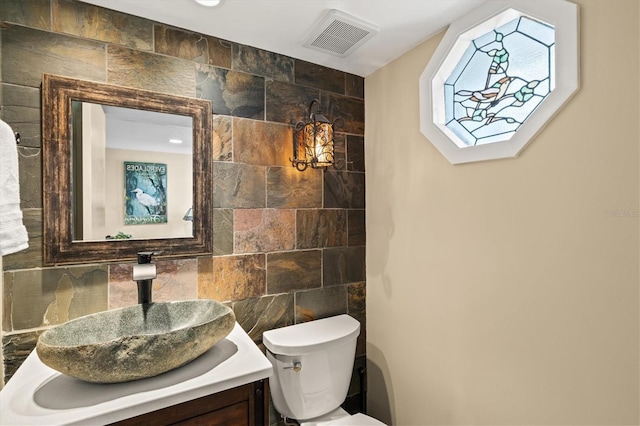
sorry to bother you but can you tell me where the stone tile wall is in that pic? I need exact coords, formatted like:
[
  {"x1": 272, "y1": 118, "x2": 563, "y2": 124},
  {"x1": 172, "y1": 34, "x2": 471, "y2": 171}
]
[{"x1": 0, "y1": 0, "x2": 366, "y2": 413}]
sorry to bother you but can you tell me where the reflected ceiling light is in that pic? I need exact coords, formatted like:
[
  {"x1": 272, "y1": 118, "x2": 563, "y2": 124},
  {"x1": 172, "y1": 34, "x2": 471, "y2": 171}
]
[
  {"x1": 194, "y1": 0, "x2": 224, "y2": 7},
  {"x1": 169, "y1": 138, "x2": 183, "y2": 144}
]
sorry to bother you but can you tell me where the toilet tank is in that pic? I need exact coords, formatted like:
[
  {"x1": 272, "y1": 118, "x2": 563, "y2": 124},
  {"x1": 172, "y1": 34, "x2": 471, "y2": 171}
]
[{"x1": 263, "y1": 315, "x2": 360, "y2": 421}]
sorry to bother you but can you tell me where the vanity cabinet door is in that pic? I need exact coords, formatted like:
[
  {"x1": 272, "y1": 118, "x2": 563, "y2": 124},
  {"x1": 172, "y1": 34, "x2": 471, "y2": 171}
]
[
  {"x1": 176, "y1": 401, "x2": 248, "y2": 425},
  {"x1": 111, "y1": 380, "x2": 268, "y2": 426}
]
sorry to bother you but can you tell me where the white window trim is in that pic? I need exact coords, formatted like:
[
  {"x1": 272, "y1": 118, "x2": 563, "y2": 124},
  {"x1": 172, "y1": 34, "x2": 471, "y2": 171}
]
[{"x1": 419, "y1": 0, "x2": 579, "y2": 165}]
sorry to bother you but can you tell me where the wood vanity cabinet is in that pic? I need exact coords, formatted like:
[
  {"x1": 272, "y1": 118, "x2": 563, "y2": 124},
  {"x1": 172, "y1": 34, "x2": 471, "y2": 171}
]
[{"x1": 110, "y1": 380, "x2": 269, "y2": 426}]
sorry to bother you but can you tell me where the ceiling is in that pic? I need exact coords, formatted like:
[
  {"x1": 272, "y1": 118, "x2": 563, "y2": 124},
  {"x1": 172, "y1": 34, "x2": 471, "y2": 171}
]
[
  {"x1": 102, "y1": 105, "x2": 193, "y2": 154},
  {"x1": 81, "y1": 0, "x2": 486, "y2": 77}
]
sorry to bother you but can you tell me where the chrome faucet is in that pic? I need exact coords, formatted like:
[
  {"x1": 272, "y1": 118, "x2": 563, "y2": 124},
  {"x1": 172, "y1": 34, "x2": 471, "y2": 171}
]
[{"x1": 132, "y1": 252, "x2": 157, "y2": 304}]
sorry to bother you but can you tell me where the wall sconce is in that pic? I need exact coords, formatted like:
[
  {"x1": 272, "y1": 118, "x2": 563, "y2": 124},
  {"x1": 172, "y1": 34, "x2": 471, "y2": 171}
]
[{"x1": 291, "y1": 99, "x2": 342, "y2": 171}]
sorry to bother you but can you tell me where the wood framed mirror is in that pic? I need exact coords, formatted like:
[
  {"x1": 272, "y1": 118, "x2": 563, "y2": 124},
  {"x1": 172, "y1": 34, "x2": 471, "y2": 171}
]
[{"x1": 42, "y1": 74, "x2": 213, "y2": 265}]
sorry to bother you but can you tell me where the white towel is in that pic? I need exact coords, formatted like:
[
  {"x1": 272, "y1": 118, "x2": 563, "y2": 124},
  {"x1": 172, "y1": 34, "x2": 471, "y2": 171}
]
[{"x1": 0, "y1": 119, "x2": 29, "y2": 256}]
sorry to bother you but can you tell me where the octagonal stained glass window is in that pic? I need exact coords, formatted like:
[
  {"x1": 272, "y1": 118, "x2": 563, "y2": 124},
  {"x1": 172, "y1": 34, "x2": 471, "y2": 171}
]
[
  {"x1": 419, "y1": 1, "x2": 579, "y2": 164},
  {"x1": 444, "y1": 16, "x2": 555, "y2": 147}
]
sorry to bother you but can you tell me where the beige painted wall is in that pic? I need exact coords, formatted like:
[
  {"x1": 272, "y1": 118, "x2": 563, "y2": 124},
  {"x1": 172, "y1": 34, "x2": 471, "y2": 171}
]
[
  {"x1": 365, "y1": 0, "x2": 639, "y2": 424},
  {"x1": 82, "y1": 102, "x2": 107, "y2": 239}
]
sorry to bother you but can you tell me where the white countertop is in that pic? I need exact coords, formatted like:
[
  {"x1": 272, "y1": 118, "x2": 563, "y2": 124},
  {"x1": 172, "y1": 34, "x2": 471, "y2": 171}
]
[{"x1": 0, "y1": 322, "x2": 272, "y2": 425}]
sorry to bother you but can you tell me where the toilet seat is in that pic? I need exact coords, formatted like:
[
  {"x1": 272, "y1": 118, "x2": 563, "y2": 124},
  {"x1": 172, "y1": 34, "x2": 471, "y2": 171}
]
[
  {"x1": 322, "y1": 413, "x2": 386, "y2": 425},
  {"x1": 299, "y1": 408, "x2": 386, "y2": 426}
]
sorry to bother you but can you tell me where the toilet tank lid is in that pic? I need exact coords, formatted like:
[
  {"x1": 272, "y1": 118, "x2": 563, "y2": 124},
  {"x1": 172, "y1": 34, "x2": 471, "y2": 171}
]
[{"x1": 263, "y1": 315, "x2": 360, "y2": 356}]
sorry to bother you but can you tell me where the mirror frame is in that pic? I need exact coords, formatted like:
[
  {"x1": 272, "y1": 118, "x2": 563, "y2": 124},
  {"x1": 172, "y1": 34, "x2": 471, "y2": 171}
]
[{"x1": 42, "y1": 74, "x2": 213, "y2": 265}]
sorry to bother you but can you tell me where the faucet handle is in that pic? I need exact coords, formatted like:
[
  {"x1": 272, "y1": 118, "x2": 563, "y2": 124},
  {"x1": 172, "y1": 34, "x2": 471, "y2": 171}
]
[{"x1": 137, "y1": 251, "x2": 157, "y2": 264}]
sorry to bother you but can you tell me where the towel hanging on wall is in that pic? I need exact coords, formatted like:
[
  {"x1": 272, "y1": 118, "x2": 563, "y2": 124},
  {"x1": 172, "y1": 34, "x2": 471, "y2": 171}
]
[{"x1": 0, "y1": 119, "x2": 29, "y2": 256}]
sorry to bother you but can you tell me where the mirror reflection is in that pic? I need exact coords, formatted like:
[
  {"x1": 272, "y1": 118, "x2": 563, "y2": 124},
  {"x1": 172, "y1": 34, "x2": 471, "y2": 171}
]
[
  {"x1": 42, "y1": 73, "x2": 213, "y2": 265},
  {"x1": 71, "y1": 103, "x2": 193, "y2": 242}
]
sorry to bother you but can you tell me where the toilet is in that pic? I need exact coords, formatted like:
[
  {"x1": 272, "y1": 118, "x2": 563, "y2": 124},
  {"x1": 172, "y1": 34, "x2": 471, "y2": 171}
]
[{"x1": 263, "y1": 315, "x2": 386, "y2": 425}]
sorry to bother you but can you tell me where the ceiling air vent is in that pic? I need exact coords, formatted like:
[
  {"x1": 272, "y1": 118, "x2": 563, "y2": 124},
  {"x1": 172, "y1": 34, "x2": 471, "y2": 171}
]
[{"x1": 303, "y1": 10, "x2": 379, "y2": 58}]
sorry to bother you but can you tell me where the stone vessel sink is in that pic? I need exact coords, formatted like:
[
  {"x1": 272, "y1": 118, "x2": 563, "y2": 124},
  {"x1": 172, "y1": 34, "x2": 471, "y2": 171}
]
[{"x1": 36, "y1": 299, "x2": 235, "y2": 383}]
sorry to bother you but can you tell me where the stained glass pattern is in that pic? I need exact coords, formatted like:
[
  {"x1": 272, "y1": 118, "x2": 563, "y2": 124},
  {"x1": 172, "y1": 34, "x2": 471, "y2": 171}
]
[{"x1": 444, "y1": 16, "x2": 555, "y2": 147}]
